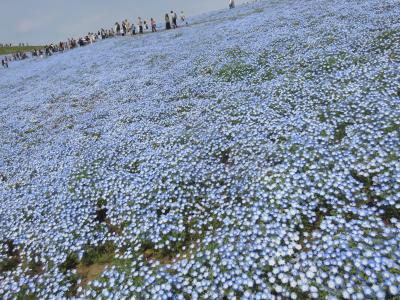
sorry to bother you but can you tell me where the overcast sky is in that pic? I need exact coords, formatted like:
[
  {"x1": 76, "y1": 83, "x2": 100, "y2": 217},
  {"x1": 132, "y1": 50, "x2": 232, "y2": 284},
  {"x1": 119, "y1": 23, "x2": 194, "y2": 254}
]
[{"x1": 0, "y1": 0, "x2": 247, "y2": 45}]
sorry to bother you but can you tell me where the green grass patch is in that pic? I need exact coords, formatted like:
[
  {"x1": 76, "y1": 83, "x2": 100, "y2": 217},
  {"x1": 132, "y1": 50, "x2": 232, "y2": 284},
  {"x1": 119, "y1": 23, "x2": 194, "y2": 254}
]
[
  {"x1": 381, "y1": 205, "x2": 400, "y2": 224},
  {"x1": 226, "y1": 47, "x2": 248, "y2": 59},
  {"x1": 260, "y1": 69, "x2": 275, "y2": 81},
  {"x1": 0, "y1": 240, "x2": 21, "y2": 274},
  {"x1": 0, "y1": 46, "x2": 45, "y2": 55},
  {"x1": 350, "y1": 170, "x2": 378, "y2": 206},
  {"x1": 125, "y1": 160, "x2": 141, "y2": 174},
  {"x1": 389, "y1": 268, "x2": 400, "y2": 275},
  {"x1": 217, "y1": 61, "x2": 256, "y2": 82},
  {"x1": 383, "y1": 123, "x2": 399, "y2": 134},
  {"x1": 0, "y1": 256, "x2": 20, "y2": 273},
  {"x1": 81, "y1": 241, "x2": 116, "y2": 266},
  {"x1": 59, "y1": 252, "x2": 79, "y2": 274},
  {"x1": 65, "y1": 273, "x2": 81, "y2": 298},
  {"x1": 177, "y1": 104, "x2": 194, "y2": 114},
  {"x1": 289, "y1": 144, "x2": 299, "y2": 154},
  {"x1": 373, "y1": 29, "x2": 400, "y2": 53},
  {"x1": 15, "y1": 285, "x2": 38, "y2": 300},
  {"x1": 333, "y1": 122, "x2": 348, "y2": 143},
  {"x1": 326, "y1": 35, "x2": 336, "y2": 45}
]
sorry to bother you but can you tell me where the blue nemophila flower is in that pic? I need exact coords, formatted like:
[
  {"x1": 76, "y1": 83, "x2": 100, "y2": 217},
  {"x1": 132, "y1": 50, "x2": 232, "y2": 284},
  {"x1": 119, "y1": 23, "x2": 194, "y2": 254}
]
[{"x1": 1, "y1": 0, "x2": 400, "y2": 298}]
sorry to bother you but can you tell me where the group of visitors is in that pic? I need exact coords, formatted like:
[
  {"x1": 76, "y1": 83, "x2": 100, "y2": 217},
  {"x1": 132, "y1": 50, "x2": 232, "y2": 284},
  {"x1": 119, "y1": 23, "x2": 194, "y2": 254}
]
[
  {"x1": 30, "y1": 34, "x2": 97, "y2": 58},
  {"x1": 1, "y1": 8, "x2": 191, "y2": 69},
  {"x1": 1, "y1": 52, "x2": 28, "y2": 68},
  {"x1": 12, "y1": 52, "x2": 28, "y2": 60},
  {"x1": 114, "y1": 20, "x2": 131, "y2": 35},
  {"x1": 2, "y1": 57, "x2": 9, "y2": 68},
  {"x1": 112, "y1": 11, "x2": 186, "y2": 36},
  {"x1": 165, "y1": 11, "x2": 186, "y2": 30}
]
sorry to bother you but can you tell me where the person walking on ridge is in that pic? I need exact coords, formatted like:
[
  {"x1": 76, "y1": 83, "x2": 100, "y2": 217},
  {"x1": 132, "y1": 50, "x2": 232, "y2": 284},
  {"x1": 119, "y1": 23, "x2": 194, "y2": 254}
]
[
  {"x1": 115, "y1": 22, "x2": 121, "y2": 35},
  {"x1": 171, "y1": 11, "x2": 178, "y2": 28},
  {"x1": 132, "y1": 23, "x2": 136, "y2": 35},
  {"x1": 138, "y1": 17, "x2": 144, "y2": 34},
  {"x1": 122, "y1": 21, "x2": 126, "y2": 36},
  {"x1": 2, "y1": 58, "x2": 8, "y2": 68},
  {"x1": 165, "y1": 13, "x2": 172, "y2": 30},
  {"x1": 151, "y1": 18, "x2": 157, "y2": 32},
  {"x1": 180, "y1": 11, "x2": 188, "y2": 25},
  {"x1": 125, "y1": 20, "x2": 131, "y2": 35}
]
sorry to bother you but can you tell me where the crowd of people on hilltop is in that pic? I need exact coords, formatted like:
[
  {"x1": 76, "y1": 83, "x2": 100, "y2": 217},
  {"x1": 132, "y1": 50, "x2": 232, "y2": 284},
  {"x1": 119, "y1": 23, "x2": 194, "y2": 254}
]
[
  {"x1": 2, "y1": 52, "x2": 29, "y2": 68},
  {"x1": 112, "y1": 11, "x2": 186, "y2": 36},
  {"x1": 2, "y1": 10, "x2": 188, "y2": 69},
  {"x1": 1, "y1": 1, "x2": 239, "y2": 69},
  {"x1": 165, "y1": 11, "x2": 187, "y2": 29}
]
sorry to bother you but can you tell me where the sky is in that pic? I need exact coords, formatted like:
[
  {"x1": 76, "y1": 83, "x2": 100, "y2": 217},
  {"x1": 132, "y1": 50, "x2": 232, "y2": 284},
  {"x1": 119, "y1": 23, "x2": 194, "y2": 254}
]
[{"x1": 0, "y1": 0, "x2": 245, "y2": 45}]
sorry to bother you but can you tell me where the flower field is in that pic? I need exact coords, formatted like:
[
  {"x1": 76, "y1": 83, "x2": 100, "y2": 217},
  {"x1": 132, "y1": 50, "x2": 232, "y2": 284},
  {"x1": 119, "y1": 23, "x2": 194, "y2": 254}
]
[{"x1": 0, "y1": 0, "x2": 399, "y2": 298}]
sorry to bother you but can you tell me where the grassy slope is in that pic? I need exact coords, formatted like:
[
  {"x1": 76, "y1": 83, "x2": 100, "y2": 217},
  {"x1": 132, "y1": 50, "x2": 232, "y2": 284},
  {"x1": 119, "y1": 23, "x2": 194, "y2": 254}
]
[{"x1": 0, "y1": 46, "x2": 45, "y2": 56}]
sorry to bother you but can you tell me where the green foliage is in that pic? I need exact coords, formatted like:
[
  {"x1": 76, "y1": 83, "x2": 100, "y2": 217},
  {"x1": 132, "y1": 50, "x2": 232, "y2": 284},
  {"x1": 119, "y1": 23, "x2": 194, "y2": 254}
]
[
  {"x1": 226, "y1": 47, "x2": 247, "y2": 59},
  {"x1": 287, "y1": 288, "x2": 310, "y2": 300},
  {"x1": 388, "y1": 52, "x2": 399, "y2": 63},
  {"x1": 95, "y1": 207, "x2": 108, "y2": 223},
  {"x1": 206, "y1": 241, "x2": 219, "y2": 251},
  {"x1": 60, "y1": 252, "x2": 79, "y2": 273},
  {"x1": 350, "y1": 170, "x2": 378, "y2": 206},
  {"x1": 323, "y1": 56, "x2": 338, "y2": 71},
  {"x1": 381, "y1": 205, "x2": 400, "y2": 224},
  {"x1": 132, "y1": 276, "x2": 145, "y2": 286},
  {"x1": 257, "y1": 50, "x2": 272, "y2": 67},
  {"x1": 348, "y1": 240, "x2": 358, "y2": 249},
  {"x1": 218, "y1": 148, "x2": 232, "y2": 164},
  {"x1": 373, "y1": 29, "x2": 400, "y2": 53},
  {"x1": 0, "y1": 240, "x2": 20, "y2": 273},
  {"x1": 318, "y1": 113, "x2": 327, "y2": 123},
  {"x1": 27, "y1": 260, "x2": 44, "y2": 276},
  {"x1": 2, "y1": 239, "x2": 17, "y2": 256},
  {"x1": 334, "y1": 123, "x2": 347, "y2": 143},
  {"x1": 65, "y1": 273, "x2": 81, "y2": 298},
  {"x1": 261, "y1": 69, "x2": 275, "y2": 81},
  {"x1": 96, "y1": 198, "x2": 107, "y2": 208},
  {"x1": 15, "y1": 285, "x2": 37, "y2": 300},
  {"x1": 350, "y1": 170, "x2": 373, "y2": 187},
  {"x1": 0, "y1": 256, "x2": 20, "y2": 273},
  {"x1": 326, "y1": 35, "x2": 336, "y2": 45},
  {"x1": 126, "y1": 160, "x2": 141, "y2": 174},
  {"x1": 177, "y1": 104, "x2": 193, "y2": 114},
  {"x1": 343, "y1": 211, "x2": 358, "y2": 222},
  {"x1": 141, "y1": 239, "x2": 156, "y2": 252},
  {"x1": 389, "y1": 268, "x2": 400, "y2": 275},
  {"x1": 81, "y1": 241, "x2": 116, "y2": 266},
  {"x1": 289, "y1": 144, "x2": 299, "y2": 154},
  {"x1": 383, "y1": 123, "x2": 399, "y2": 134},
  {"x1": 217, "y1": 61, "x2": 256, "y2": 82}
]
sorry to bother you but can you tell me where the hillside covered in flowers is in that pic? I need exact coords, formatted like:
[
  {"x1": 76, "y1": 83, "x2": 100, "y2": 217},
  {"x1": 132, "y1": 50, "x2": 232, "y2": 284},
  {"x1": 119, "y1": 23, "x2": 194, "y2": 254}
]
[{"x1": 0, "y1": 0, "x2": 399, "y2": 298}]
